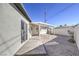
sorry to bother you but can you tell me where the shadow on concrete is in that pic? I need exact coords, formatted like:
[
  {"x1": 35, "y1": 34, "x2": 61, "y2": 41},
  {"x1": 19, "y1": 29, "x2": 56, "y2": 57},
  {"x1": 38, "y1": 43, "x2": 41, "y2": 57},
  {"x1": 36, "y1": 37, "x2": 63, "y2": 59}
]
[{"x1": 15, "y1": 45, "x2": 48, "y2": 56}]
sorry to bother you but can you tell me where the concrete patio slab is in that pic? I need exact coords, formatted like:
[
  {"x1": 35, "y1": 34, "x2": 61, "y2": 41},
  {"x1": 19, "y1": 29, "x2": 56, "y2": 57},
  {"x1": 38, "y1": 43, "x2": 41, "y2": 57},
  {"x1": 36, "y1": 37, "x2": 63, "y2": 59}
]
[
  {"x1": 20, "y1": 45, "x2": 47, "y2": 56},
  {"x1": 15, "y1": 34, "x2": 57, "y2": 55}
]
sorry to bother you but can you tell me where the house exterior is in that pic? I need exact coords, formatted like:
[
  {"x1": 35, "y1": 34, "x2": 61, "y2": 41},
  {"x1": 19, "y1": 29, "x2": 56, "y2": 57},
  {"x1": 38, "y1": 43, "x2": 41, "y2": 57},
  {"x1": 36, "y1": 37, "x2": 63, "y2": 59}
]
[
  {"x1": 30, "y1": 23, "x2": 39, "y2": 36},
  {"x1": 30, "y1": 22, "x2": 54, "y2": 36},
  {"x1": 0, "y1": 3, "x2": 31, "y2": 56},
  {"x1": 47, "y1": 25, "x2": 54, "y2": 35}
]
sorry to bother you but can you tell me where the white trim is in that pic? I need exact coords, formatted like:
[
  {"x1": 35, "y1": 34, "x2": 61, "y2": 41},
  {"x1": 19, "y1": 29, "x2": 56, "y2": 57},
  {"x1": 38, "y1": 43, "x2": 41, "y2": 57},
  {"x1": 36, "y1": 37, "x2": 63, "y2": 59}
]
[{"x1": 32, "y1": 22, "x2": 54, "y2": 27}]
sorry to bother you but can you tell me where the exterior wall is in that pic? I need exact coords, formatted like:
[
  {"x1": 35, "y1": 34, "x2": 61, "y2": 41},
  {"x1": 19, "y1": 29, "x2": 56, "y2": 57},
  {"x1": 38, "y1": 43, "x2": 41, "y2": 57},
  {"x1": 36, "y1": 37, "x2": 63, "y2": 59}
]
[
  {"x1": 0, "y1": 4, "x2": 30, "y2": 56},
  {"x1": 40, "y1": 28, "x2": 47, "y2": 34},
  {"x1": 30, "y1": 24, "x2": 39, "y2": 36},
  {"x1": 39, "y1": 25, "x2": 48, "y2": 34},
  {"x1": 54, "y1": 26, "x2": 74, "y2": 36},
  {"x1": 28, "y1": 23, "x2": 31, "y2": 40},
  {"x1": 30, "y1": 22, "x2": 54, "y2": 35},
  {"x1": 47, "y1": 27, "x2": 54, "y2": 35},
  {"x1": 74, "y1": 25, "x2": 79, "y2": 50}
]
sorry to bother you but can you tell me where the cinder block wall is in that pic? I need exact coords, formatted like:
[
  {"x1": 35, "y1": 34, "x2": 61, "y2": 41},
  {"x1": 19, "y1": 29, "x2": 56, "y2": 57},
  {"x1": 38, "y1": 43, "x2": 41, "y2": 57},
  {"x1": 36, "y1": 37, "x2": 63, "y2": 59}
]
[
  {"x1": 74, "y1": 25, "x2": 79, "y2": 50},
  {"x1": 0, "y1": 4, "x2": 30, "y2": 56},
  {"x1": 53, "y1": 26, "x2": 74, "y2": 36}
]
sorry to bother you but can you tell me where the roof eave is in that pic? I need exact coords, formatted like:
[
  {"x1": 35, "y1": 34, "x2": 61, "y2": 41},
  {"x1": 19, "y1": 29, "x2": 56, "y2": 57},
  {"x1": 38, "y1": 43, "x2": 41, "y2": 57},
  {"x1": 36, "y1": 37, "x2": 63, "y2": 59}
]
[{"x1": 10, "y1": 3, "x2": 31, "y2": 22}]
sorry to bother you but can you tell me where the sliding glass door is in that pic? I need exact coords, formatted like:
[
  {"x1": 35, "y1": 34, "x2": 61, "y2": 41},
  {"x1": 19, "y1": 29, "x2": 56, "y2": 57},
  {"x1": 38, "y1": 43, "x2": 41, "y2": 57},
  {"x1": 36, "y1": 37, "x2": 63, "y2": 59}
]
[{"x1": 21, "y1": 20, "x2": 27, "y2": 43}]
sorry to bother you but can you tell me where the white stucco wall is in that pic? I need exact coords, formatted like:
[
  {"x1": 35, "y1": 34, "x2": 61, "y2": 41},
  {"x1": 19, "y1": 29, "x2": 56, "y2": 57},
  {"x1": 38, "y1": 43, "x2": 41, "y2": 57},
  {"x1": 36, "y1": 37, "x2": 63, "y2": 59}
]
[
  {"x1": 40, "y1": 29, "x2": 47, "y2": 34},
  {"x1": 0, "y1": 4, "x2": 30, "y2": 56},
  {"x1": 74, "y1": 25, "x2": 79, "y2": 50},
  {"x1": 54, "y1": 26, "x2": 74, "y2": 36},
  {"x1": 49, "y1": 27, "x2": 54, "y2": 34}
]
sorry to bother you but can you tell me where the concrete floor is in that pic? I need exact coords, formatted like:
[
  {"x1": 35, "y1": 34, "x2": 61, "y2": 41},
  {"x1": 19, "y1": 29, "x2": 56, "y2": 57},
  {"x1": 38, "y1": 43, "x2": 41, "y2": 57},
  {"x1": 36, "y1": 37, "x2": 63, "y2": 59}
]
[
  {"x1": 20, "y1": 45, "x2": 47, "y2": 56},
  {"x1": 15, "y1": 34, "x2": 57, "y2": 55},
  {"x1": 44, "y1": 35, "x2": 79, "y2": 56},
  {"x1": 15, "y1": 35, "x2": 79, "y2": 56}
]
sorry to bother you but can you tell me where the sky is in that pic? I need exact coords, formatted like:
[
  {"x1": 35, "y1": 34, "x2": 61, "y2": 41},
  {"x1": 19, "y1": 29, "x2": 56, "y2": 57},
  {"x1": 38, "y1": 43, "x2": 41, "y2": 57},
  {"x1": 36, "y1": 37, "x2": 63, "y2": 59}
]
[{"x1": 23, "y1": 3, "x2": 79, "y2": 26}]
